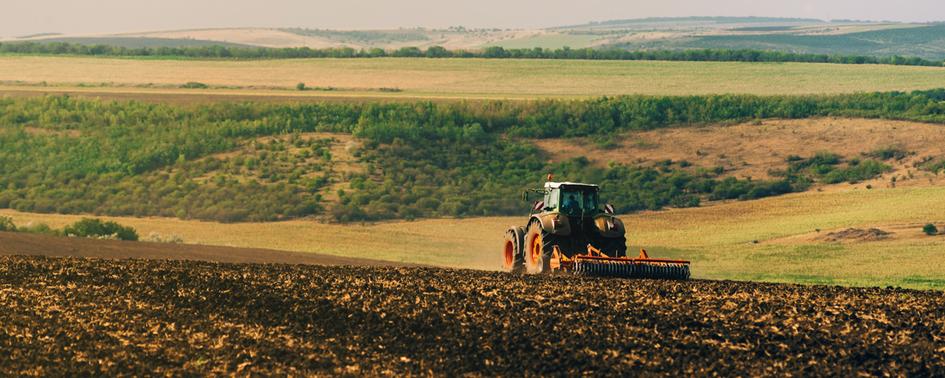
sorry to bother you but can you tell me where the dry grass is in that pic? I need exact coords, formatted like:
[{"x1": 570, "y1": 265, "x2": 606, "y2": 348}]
[
  {"x1": 0, "y1": 210, "x2": 509, "y2": 270},
  {"x1": 2, "y1": 56, "x2": 945, "y2": 99},
  {"x1": 625, "y1": 186, "x2": 945, "y2": 289},
  {"x1": 535, "y1": 118, "x2": 945, "y2": 188},
  {"x1": 3, "y1": 185, "x2": 945, "y2": 289}
]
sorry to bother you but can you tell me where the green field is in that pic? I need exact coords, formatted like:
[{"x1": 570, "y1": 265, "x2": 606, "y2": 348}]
[{"x1": 2, "y1": 56, "x2": 945, "y2": 98}]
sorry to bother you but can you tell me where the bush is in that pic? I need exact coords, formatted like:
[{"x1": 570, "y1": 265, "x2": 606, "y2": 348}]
[
  {"x1": 0, "y1": 216, "x2": 15, "y2": 232},
  {"x1": 296, "y1": 82, "x2": 306, "y2": 91},
  {"x1": 593, "y1": 135, "x2": 620, "y2": 150},
  {"x1": 919, "y1": 158, "x2": 945, "y2": 173},
  {"x1": 923, "y1": 224, "x2": 939, "y2": 236},
  {"x1": 180, "y1": 82, "x2": 209, "y2": 89},
  {"x1": 63, "y1": 218, "x2": 139, "y2": 241},
  {"x1": 865, "y1": 147, "x2": 910, "y2": 161},
  {"x1": 18, "y1": 222, "x2": 55, "y2": 235},
  {"x1": 822, "y1": 160, "x2": 890, "y2": 184}
]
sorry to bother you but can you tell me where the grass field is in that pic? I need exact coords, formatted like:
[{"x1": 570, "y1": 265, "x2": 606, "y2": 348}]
[
  {"x1": 2, "y1": 56, "x2": 945, "y2": 99},
  {"x1": 4, "y1": 185, "x2": 944, "y2": 289}
]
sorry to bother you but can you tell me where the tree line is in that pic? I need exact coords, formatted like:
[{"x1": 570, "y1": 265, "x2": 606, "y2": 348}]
[{"x1": 0, "y1": 41, "x2": 941, "y2": 67}]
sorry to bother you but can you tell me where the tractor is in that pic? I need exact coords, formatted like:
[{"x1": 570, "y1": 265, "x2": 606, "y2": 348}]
[{"x1": 502, "y1": 178, "x2": 690, "y2": 279}]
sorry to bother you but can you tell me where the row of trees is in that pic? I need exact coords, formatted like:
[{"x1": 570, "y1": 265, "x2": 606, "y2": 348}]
[
  {"x1": 2, "y1": 90, "x2": 944, "y2": 222},
  {"x1": 0, "y1": 41, "x2": 941, "y2": 66}
]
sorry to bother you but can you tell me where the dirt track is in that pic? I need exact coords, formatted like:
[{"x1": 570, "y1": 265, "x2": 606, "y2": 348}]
[
  {"x1": 0, "y1": 231, "x2": 416, "y2": 267},
  {"x1": 2, "y1": 255, "x2": 944, "y2": 376}
]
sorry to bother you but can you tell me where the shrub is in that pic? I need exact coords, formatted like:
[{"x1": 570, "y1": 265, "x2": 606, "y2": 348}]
[
  {"x1": 180, "y1": 82, "x2": 209, "y2": 89},
  {"x1": 670, "y1": 195, "x2": 701, "y2": 208},
  {"x1": 296, "y1": 82, "x2": 306, "y2": 91},
  {"x1": 919, "y1": 158, "x2": 945, "y2": 173},
  {"x1": 593, "y1": 135, "x2": 620, "y2": 150},
  {"x1": 822, "y1": 160, "x2": 890, "y2": 184},
  {"x1": 63, "y1": 218, "x2": 139, "y2": 241},
  {"x1": 923, "y1": 224, "x2": 939, "y2": 236},
  {"x1": 865, "y1": 147, "x2": 910, "y2": 161},
  {"x1": 18, "y1": 222, "x2": 55, "y2": 235},
  {"x1": 709, "y1": 178, "x2": 795, "y2": 201},
  {"x1": 0, "y1": 216, "x2": 15, "y2": 232}
]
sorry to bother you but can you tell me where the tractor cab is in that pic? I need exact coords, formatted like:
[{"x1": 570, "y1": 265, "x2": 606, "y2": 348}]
[{"x1": 542, "y1": 182, "x2": 601, "y2": 216}]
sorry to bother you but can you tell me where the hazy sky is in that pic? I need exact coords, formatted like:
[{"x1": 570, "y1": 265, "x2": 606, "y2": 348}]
[{"x1": 3, "y1": 0, "x2": 944, "y2": 37}]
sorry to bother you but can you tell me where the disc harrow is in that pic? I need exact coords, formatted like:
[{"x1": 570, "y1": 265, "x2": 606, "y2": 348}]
[
  {"x1": 557, "y1": 246, "x2": 691, "y2": 280},
  {"x1": 574, "y1": 258, "x2": 690, "y2": 280}
]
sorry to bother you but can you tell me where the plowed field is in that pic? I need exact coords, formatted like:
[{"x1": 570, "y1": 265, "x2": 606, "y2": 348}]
[{"x1": 2, "y1": 255, "x2": 943, "y2": 376}]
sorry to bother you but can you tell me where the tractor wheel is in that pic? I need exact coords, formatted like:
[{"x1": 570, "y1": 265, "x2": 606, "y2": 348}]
[
  {"x1": 503, "y1": 227, "x2": 525, "y2": 274},
  {"x1": 524, "y1": 222, "x2": 556, "y2": 274}
]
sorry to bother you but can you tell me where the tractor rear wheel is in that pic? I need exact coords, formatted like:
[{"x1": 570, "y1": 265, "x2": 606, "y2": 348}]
[
  {"x1": 525, "y1": 222, "x2": 555, "y2": 274},
  {"x1": 503, "y1": 227, "x2": 525, "y2": 273}
]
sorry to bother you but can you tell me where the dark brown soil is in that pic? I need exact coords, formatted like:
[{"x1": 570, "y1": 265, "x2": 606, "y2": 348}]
[
  {"x1": 820, "y1": 228, "x2": 893, "y2": 242},
  {"x1": 2, "y1": 255, "x2": 944, "y2": 376},
  {"x1": 0, "y1": 231, "x2": 417, "y2": 267}
]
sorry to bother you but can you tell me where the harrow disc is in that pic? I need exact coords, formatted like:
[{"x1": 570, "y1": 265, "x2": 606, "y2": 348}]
[{"x1": 574, "y1": 259, "x2": 690, "y2": 280}]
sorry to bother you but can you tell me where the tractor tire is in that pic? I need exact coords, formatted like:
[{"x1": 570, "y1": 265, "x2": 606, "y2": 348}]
[
  {"x1": 503, "y1": 226, "x2": 525, "y2": 274},
  {"x1": 524, "y1": 222, "x2": 556, "y2": 274}
]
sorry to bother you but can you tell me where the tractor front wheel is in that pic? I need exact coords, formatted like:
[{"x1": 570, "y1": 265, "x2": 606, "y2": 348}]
[{"x1": 525, "y1": 222, "x2": 555, "y2": 274}]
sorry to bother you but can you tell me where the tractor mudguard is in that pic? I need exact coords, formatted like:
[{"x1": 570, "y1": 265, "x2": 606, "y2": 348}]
[
  {"x1": 534, "y1": 213, "x2": 570, "y2": 236},
  {"x1": 593, "y1": 215, "x2": 626, "y2": 238}
]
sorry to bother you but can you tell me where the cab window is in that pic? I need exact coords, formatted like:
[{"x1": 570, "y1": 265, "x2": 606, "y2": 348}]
[
  {"x1": 544, "y1": 188, "x2": 559, "y2": 210},
  {"x1": 560, "y1": 190, "x2": 583, "y2": 213},
  {"x1": 584, "y1": 191, "x2": 599, "y2": 211},
  {"x1": 560, "y1": 189, "x2": 599, "y2": 213}
]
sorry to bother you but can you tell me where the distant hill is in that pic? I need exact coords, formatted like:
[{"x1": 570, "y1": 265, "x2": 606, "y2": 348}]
[
  {"x1": 610, "y1": 23, "x2": 945, "y2": 60},
  {"x1": 4, "y1": 17, "x2": 945, "y2": 59},
  {"x1": 554, "y1": 16, "x2": 827, "y2": 30},
  {"x1": 16, "y1": 32, "x2": 63, "y2": 39},
  {"x1": 22, "y1": 37, "x2": 251, "y2": 49}
]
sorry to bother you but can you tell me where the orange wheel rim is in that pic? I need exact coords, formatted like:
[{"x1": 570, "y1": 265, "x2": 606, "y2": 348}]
[
  {"x1": 503, "y1": 240, "x2": 514, "y2": 268},
  {"x1": 530, "y1": 233, "x2": 542, "y2": 265}
]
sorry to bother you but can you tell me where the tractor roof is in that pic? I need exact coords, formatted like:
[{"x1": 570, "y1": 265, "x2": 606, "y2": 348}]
[{"x1": 544, "y1": 182, "x2": 599, "y2": 190}]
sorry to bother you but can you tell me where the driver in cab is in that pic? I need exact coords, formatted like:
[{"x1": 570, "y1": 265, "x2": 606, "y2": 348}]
[{"x1": 562, "y1": 194, "x2": 581, "y2": 213}]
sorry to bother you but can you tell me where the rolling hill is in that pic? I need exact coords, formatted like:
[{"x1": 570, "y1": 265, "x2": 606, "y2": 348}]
[{"x1": 5, "y1": 17, "x2": 945, "y2": 59}]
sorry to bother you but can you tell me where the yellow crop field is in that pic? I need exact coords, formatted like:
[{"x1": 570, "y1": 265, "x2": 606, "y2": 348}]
[
  {"x1": 4, "y1": 185, "x2": 945, "y2": 289},
  {"x1": 1, "y1": 56, "x2": 945, "y2": 99}
]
